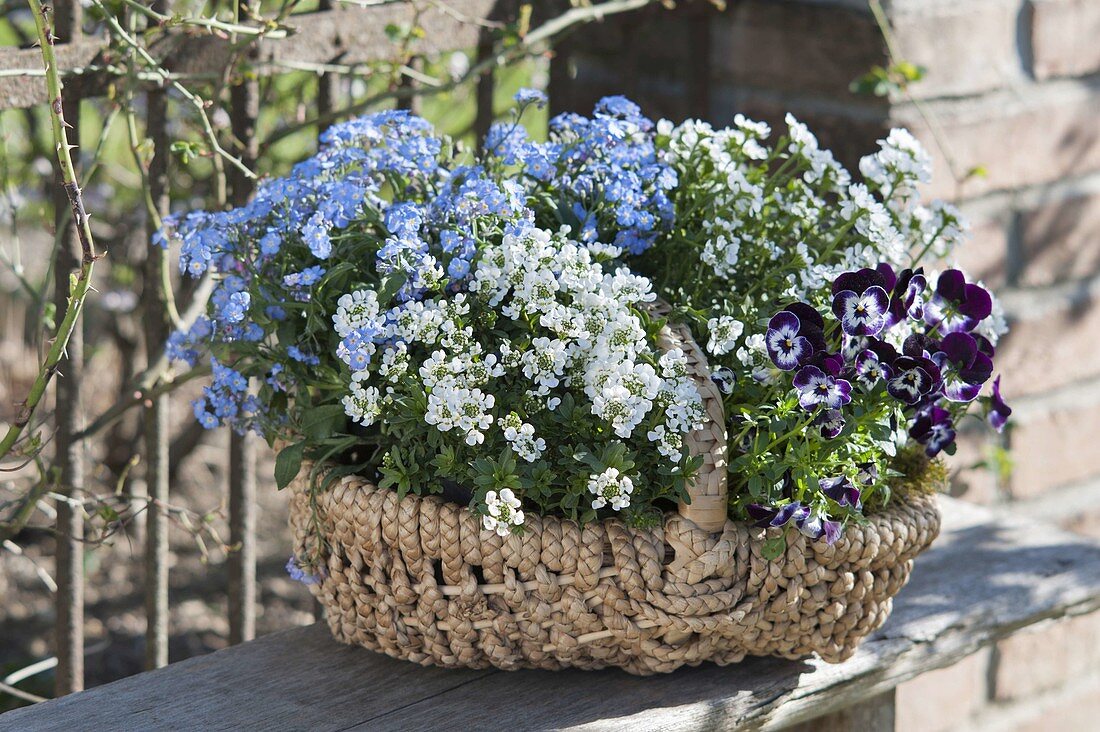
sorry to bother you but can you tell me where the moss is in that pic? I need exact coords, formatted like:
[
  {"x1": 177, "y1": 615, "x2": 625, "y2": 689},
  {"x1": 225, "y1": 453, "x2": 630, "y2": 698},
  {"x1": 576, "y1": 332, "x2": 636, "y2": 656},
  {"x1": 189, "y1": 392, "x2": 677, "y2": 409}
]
[{"x1": 888, "y1": 445, "x2": 949, "y2": 499}]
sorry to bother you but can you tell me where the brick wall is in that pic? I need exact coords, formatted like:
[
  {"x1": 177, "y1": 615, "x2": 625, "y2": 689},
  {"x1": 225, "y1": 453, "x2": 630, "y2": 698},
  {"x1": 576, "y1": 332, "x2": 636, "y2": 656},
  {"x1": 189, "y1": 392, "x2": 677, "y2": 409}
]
[{"x1": 558, "y1": 0, "x2": 1100, "y2": 728}]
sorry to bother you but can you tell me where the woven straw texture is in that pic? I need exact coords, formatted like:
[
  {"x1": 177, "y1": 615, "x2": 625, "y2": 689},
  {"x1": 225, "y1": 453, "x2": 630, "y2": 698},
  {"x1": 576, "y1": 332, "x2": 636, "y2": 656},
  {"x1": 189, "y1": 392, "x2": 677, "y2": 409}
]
[{"x1": 288, "y1": 309, "x2": 942, "y2": 675}]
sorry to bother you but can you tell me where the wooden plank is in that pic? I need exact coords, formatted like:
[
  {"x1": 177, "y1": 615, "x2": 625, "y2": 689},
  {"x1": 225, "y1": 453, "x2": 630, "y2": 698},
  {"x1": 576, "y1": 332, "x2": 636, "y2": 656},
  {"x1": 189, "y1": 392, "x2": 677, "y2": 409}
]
[
  {"x1": 6, "y1": 497, "x2": 1100, "y2": 731},
  {"x1": 159, "y1": 0, "x2": 493, "y2": 83},
  {"x1": 0, "y1": 39, "x2": 102, "y2": 109},
  {"x1": 0, "y1": 2, "x2": 498, "y2": 111}
]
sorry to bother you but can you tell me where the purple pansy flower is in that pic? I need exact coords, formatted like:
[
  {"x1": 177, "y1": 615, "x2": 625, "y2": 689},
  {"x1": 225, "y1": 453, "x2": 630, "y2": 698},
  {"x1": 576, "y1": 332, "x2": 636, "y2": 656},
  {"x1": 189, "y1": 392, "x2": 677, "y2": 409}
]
[
  {"x1": 989, "y1": 375, "x2": 1012, "y2": 432},
  {"x1": 815, "y1": 408, "x2": 846, "y2": 439},
  {"x1": 765, "y1": 303, "x2": 826, "y2": 370},
  {"x1": 833, "y1": 287, "x2": 890, "y2": 336},
  {"x1": 820, "y1": 476, "x2": 862, "y2": 509},
  {"x1": 856, "y1": 462, "x2": 878, "y2": 486},
  {"x1": 832, "y1": 268, "x2": 891, "y2": 337},
  {"x1": 748, "y1": 501, "x2": 842, "y2": 545},
  {"x1": 711, "y1": 367, "x2": 736, "y2": 395},
  {"x1": 884, "y1": 266, "x2": 928, "y2": 327},
  {"x1": 887, "y1": 356, "x2": 939, "y2": 405},
  {"x1": 932, "y1": 332, "x2": 993, "y2": 403},
  {"x1": 924, "y1": 269, "x2": 993, "y2": 334},
  {"x1": 747, "y1": 501, "x2": 809, "y2": 528},
  {"x1": 910, "y1": 405, "x2": 956, "y2": 457},
  {"x1": 794, "y1": 365, "x2": 853, "y2": 410},
  {"x1": 855, "y1": 348, "x2": 893, "y2": 389},
  {"x1": 766, "y1": 311, "x2": 812, "y2": 370}
]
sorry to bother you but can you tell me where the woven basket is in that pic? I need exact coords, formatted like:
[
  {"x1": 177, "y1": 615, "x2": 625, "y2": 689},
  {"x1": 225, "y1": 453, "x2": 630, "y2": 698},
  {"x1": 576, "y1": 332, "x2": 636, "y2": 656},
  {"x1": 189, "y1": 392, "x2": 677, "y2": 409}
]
[{"x1": 288, "y1": 310, "x2": 942, "y2": 675}]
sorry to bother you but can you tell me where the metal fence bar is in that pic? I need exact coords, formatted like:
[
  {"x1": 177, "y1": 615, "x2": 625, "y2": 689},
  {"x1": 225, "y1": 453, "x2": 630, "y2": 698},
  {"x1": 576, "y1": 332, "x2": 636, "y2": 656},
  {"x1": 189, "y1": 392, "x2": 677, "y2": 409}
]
[
  {"x1": 142, "y1": 0, "x2": 172, "y2": 671},
  {"x1": 52, "y1": 0, "x2": 85, "y2": 697},
  {"x1": 227, "y1": 4, "x2": 260, "y2": 645}
]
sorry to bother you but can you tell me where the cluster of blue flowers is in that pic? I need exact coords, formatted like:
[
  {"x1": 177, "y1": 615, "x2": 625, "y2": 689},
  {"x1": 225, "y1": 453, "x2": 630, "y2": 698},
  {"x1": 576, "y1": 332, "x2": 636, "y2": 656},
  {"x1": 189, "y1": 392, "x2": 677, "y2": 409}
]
[
  {"x1": 484, "y1": 95, "x2": 676, "y2": 254},
  {"x1": 160, "y1": 92, "x2": 681, "y2": 437}
]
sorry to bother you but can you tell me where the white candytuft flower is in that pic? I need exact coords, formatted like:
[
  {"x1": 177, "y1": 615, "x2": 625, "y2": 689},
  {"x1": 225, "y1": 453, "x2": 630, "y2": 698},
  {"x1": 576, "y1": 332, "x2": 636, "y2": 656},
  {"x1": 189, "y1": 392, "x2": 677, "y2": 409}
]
[
  {"x1": 706, "y1": 315, "x2": 745, "y2": 356},
  {"x1": 482, "y1": 488, "x2": 525, "y2": 536},
  {"x1": 588, "y1": 468, "x2": 635, "y2": 511}
]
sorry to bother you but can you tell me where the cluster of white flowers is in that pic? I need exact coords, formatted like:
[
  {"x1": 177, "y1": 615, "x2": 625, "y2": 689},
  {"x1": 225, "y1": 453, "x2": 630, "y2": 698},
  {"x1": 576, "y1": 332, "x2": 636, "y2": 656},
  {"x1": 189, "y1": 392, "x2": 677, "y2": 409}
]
[
  {"x1": 333, "y1": 289, "x2": 381, "y2": 338},
  {"x1": 501, "y1": 412, "x2": 546, "y2": 462},
  {"x1": 331, "y1": 221, "x2": 707, "y2": 526},
  {"x1": 342, "y1": 382, "x2": 383, "y2": 426},
  {"x1": 469, "y1": 224, "x2": 703, "y2": 449},
  {"x1": 859, "y1": 128, "x2": 932, "y2": 196},
  {"x1": 482, "y1": 488, "x2": 524, "y2": 536},
  {"x1": 706, "y1": 315, "x2": 745, "y2": 356},
  {"x1": 784, "y1": 114, "x2": 851, "y2": 188},
  {"x1": 587, "y1": 468, "x2": 635, "y2": 511}
]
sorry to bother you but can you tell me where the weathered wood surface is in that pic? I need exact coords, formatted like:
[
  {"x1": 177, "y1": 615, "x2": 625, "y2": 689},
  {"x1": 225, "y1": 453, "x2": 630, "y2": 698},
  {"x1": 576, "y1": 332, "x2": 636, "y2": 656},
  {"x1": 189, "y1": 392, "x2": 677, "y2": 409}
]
[
  {"x1": 6, "y1": 496, "x2": 1100, "y2": 731},
  {"x1": 0, "y1": 1, "x2": 497, "y2": 110}
]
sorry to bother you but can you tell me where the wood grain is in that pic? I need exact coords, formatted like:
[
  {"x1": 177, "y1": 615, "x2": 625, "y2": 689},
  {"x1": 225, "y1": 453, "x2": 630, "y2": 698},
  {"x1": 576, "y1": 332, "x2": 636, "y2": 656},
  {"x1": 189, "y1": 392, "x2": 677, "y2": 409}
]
[{"x1": 6, "y1": 497, "x2": 1100, "y2": 731}]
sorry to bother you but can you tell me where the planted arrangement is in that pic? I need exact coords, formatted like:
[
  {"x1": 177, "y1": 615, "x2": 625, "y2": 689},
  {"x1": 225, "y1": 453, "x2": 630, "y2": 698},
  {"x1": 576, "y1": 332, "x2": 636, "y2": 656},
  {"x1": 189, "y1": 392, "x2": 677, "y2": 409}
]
[{"x1": 162, "y1": 92, "x2": 1010, "y2": 672}]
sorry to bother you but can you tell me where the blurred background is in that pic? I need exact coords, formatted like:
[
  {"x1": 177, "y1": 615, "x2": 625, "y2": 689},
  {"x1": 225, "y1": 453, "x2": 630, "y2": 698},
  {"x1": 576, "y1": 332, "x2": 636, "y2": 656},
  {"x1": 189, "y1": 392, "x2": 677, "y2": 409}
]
[{"x1": 1, "y1": 1, "x2": 1097, "y2": 729}]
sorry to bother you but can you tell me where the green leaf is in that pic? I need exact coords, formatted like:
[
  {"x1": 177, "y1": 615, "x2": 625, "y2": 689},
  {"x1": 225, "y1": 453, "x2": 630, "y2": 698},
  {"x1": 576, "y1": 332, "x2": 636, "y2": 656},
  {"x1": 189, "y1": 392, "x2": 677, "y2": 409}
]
[
  {"x1": 275, "y1": 441, "x2": 306, "y2": 490},
  {"x1": 301, "y1": 403, "x2": 347, "y2": 440},
  {"x1": 377, "y1": 272, "x2": 407, "y2": 304},
  {"x1": 761, "y1": 534, "x2": 786, "y2": 561}
]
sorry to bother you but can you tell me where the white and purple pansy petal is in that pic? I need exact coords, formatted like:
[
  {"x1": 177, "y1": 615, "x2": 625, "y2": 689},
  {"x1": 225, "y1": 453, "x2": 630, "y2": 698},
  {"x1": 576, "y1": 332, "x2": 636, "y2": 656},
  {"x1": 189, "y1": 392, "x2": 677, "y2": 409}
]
[
  {"x1": 822, "y1": 519, "x2": 843, "y2": 545},
  {"x1": 989, "y1": 374, "x2": 1012, "y2": 432},
  {"x1": 766, "y1": 311, "x2": 812, "y2": 370},
  {"x1": 855, "y1": 349, "x2": 892, "y2": 388},
  {"x1": 815, "y1": 408, "x2": 846, "y2": 439},
  {"x1": 842, "y1": 334, "x2": 869, "y2": 363},
  {"x1": 905, "y1": 272, "x2": 928, "y2": 320},
  {"x1": 833, "y1": 286, "x2": 889, "y2": 337},
  {"x1": 934, "y1": 332, "x2": 993, "y2": 403},
  {"x1": 820, "y1": 476, "x2": 862, "y2": 509},
  {"x1": 746, "y1": 501, "x2": 808, "y2": 529},
  {"x1": 794, "y1": 365, "x2": 826, "y2": 408},
  {"x1": 797, "y1": 511, "x2": 824, "y2": 539},
  {"x1": 830, "y1": 378, "x2": 853, "y2": 408},
  {"x1": 711, "y1": 366, "x2": 736, "y2": 395},
  {"x1": 887, "y1": 356, "x2": 933, "y2": 405},
  {"x1": 910, "y1": 405, "x2": 956, "y2": 457},
  {"x1": 772, "y1": 502, "x2": 809, "y2": 527},
  {"x1": 795, "y1": 366, "x2": 852, "y2": 410},
  {"x1": 856, "y1": 461, "x2": 878, "y2": 486},
  {"x1": 925, "y1": 269, "x2": 994, "y2": 333}
]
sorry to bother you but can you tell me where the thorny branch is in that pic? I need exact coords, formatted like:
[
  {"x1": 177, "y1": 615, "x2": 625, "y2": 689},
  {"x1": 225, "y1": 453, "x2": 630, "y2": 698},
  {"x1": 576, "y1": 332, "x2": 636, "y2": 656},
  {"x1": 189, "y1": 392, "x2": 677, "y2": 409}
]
[{"x1": 0, "y1": 0, "x2": 101, "y2": 462}]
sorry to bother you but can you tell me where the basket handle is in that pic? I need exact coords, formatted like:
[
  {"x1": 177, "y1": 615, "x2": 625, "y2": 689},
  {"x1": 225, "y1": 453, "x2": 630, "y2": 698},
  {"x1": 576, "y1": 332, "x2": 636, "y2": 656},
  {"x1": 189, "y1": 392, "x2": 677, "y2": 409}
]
[{"x1": 651, "y1": 302, "x2": 729, "y2": 533}]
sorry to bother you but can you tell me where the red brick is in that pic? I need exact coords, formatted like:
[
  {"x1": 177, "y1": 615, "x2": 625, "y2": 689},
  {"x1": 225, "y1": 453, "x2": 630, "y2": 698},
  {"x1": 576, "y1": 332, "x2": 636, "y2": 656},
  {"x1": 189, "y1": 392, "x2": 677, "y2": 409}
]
[
  {"x1": 1029, "y1": 0, "x2": 1100, "y2": 80},
  {"x1": 994, "y1": 612, "x2": 1100, "y2": 700},
  {"x1": 1008, "y1": 398, "x2": 1100, "y2": 499},
  {"x1": 711, "y1": 1, "x2": 1020, "y2": 100},
  {"x1": 896, "y1": 649, "x2": 992, "y2": 732},
  {"x1": 1010, "y1": 681, "x2": 1100, "y2": 732},
  {"x1": 1017, "y1": 191, "x2": 1100, "y2": 287},
  {"x1": 894, "y1": 83, "x2": 1100, "y2": 199},
  {"x1": 996, "y1": 297, "x2": 1100, "y2": 398},
  {"x1": 710, "y1": 2, "x2": 885, "y2": 98},
  {"x1": 892, "y1": 2, "x2": 1023, "y2": 99},
  {"x1": 951, "y1": 211, "x2": 1010, "y2": 289},
  {"x1": 949, "y1": 427, "x2": 1003, "y2": 506}
]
